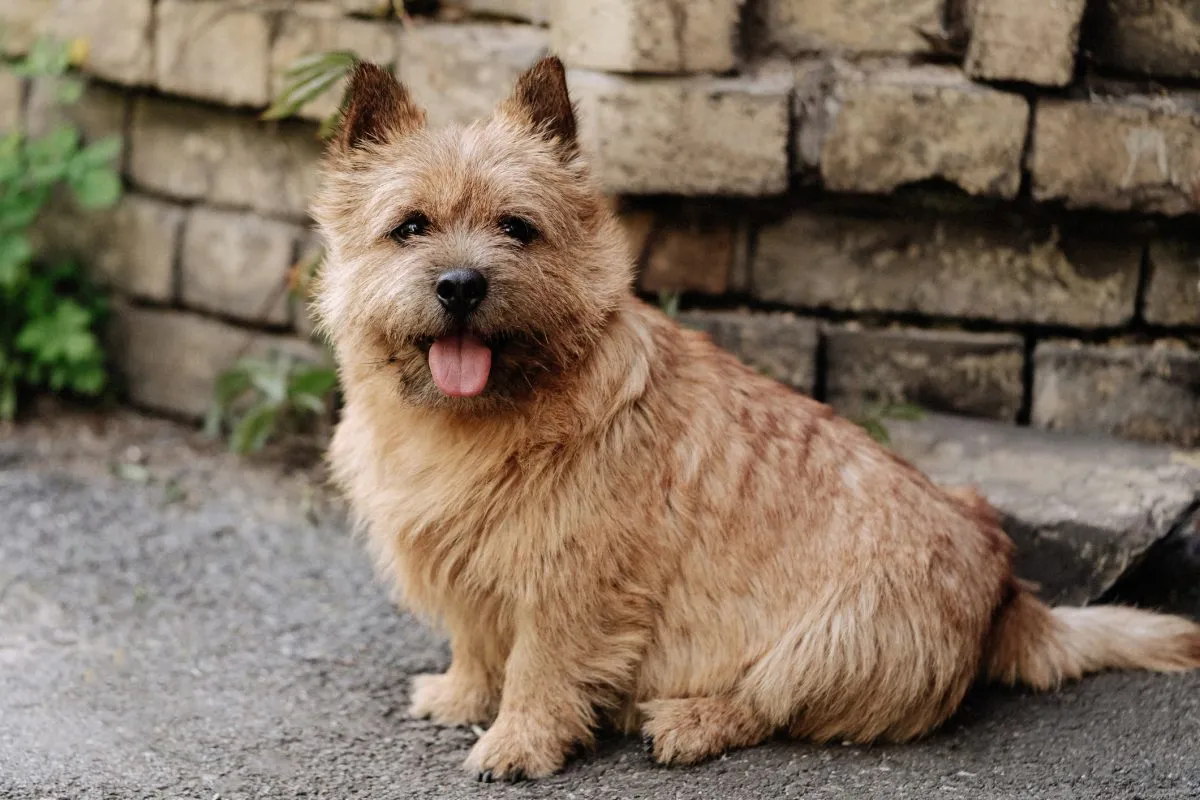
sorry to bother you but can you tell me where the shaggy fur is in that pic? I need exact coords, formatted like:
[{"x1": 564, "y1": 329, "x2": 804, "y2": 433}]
[{"x1": 312, "y1": 58, "x2": 1200, "y2": 781}]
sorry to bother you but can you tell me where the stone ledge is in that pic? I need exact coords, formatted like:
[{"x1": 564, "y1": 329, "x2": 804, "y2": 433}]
[
  {"x1": 825, "y1": 326, "x2": 1024, "y2": 421},
  {"x1": 1032, "y1": 339, "x2": 1200, "y2": 447},
  {"x1": 678, "y1": 310, "x2": 818, "y2": 392},
  {"x1": 1031, "y1": 96, "x2": 1200, "y2": 216},
  {"x1": 889, "y1": 413, "x2": 1200, "y2": 604},
  {"x1": 552, "y1": 0, "x2": 741, "y2": 73},
  {"x1": 819, "y1": 65, "x2": 1029, "y2": 199},
  {"x1": 570, "y1": 69, "x2": 790, "y2": 195}
]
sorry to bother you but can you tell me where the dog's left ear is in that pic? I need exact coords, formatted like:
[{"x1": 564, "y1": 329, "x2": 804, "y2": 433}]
[
  {"x1": 332, "y1": 62, "x2": 425, "y2": 154},
  {"x1": 499, "y1": 56, "x2": 578, "y2": 155}
]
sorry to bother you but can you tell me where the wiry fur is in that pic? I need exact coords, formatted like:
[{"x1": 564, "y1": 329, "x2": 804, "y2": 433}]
[{"x1": 312, "y1": 58, "x2": 1200, "y2": 781}]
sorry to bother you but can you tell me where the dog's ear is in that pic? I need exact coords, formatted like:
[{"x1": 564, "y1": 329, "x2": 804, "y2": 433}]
[
  {"x1": 332, "y1": 62, "x2": 425, "y2": 153},
  {"x1": 499, "y1": 56, "x2": 577, "y2": 154}
]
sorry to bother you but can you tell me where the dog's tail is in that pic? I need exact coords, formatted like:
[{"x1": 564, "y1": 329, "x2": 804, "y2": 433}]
[{"x1": 984, "y1": 589, "x2": 1200, "y2": 689}]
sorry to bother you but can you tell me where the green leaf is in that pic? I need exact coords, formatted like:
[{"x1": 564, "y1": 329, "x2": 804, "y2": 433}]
[
  {"x1": 288, "y1": 365, "x2": 338, "y2": 399},
  {"x1": 70, "y1": 167, "x2": 122, "y2": 209},
  {"x1": 0, "y1": 377, "x2": 16, "y2": 421},
  {"x1": 880, "y1": 402, "x2": 925, "y2": 421},
  {"x1": 27, "y1": 125, "x2": 80, "y2": 163},
  {"x1": 55, "y1": 78, "x2": 84, "y2": 105},
  {"x1": 0, "y1": 234, "x2": 32, "y2": 288},
  {"x1": 857, "y1": 417, "x2": 890, "y2": 445},
  {"x1": 72, "y1": 136, "x2": 122, "y2": 169},
  {"x1": 230, "y1": 404, "x2": 279, "y2": 454}
]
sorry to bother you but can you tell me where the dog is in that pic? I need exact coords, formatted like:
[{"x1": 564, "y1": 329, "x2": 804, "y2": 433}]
[{"x1": 311, "y1": 56, "x2": 1200, "y2": 781}]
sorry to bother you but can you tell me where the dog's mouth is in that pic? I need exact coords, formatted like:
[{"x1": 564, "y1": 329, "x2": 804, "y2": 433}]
[
  {"x1": 411, "y1": 331, "x2": 529, "y2": 399},
  {"x1": 424, "y1": 332, "x2": 493, "y2": 398}
]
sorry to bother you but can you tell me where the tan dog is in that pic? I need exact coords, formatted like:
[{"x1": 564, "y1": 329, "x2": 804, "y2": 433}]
[{"x1": 312, "y1": 57, "x2": 1200, "y2": 781}]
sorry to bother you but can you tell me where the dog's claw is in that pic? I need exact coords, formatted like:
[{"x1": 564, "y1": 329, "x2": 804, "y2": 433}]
[
  {"x1": 642, "y1": 733, "x2": 656, "y2": 760},
  {"x1": 477, "y1": 770, "x2": 494, "y2": 783}
]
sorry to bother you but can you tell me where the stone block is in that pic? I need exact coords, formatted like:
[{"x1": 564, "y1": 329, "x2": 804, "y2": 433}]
[
  {"x1": 762, "y1": 0, "x2": 941, "y2": 55},
  {"x1": 753, "y1": 206, "x2": 1141, "y2": 327},
  {"x1": 110, "y1": 305, "x2": 324, "y2": 419},
  {"x1": 639, "y1": 213, "x2": 740, "y2": 296},
  {"x1": 154, "y1": 0, "x2": 271, "y2": 107},
  {"x1": 0, "y1": 69, "x2": 21, "y2": 133},
  {"x1": 398, "y1": 23, "x2": 548, "y2": 127},
  {"x1": 1145, "y1": 238, "x2": 1200, "y2": 327},
  {"x1": 0, "y1": 0, "x2": 52, "y2": 55},
  {"x1": 1089, "y1": 0, "x2": 1200, "y2": 79},
  {"x1": 130, "y1": 96, "x2": 323, "y2": 219},
  {"x1": 271, "y1": 13, "x2": 398, "y2": 122},
  {"x1": 888, "y1": 413, "x2": 1200, "y2": 604},
  {"x1": 964, "y1": 0, "x2": 1086, "y2": 86},
  {"x1": 825, "y1": 326, "x2": 1025, "y2": 421},
  {"x1": 25, "y1": 78, "x2": 129, "y2": 160},
  {"x1": 820, "y1": 66, "x2": 1028, "y2": 198},
  {"x1": 552, "y1": 0, "x2": 741, "y2": 73},
  {"x1": 181, "y1": 207, "x2": 303, "y2": 325},
  {"x1": 570, "y1": 70, "x2": 790, "y2": 195},
  {"x1": 462, "y1": 0, "x2": 550, "y2": 22},
  {"x1": 1031, "y1": 97, "x2": 1200, "y2": 216},
  {"x1": 39, "y1": 0, "x2": 153, "y2": 84},
  {"x1": 34, "y1": 194, "x2": 185, "y2": 302},
  {"x1": 1032, "y1": 340, "x2": 1200, "y2": 446},
  {"x1": 678, "y1": 310, "x2": 818, "y2": 392}
]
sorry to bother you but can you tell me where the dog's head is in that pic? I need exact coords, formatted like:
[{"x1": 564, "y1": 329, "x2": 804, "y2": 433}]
[{"x1": 312, "y1": 57, "x2": 630, "y2": 414}]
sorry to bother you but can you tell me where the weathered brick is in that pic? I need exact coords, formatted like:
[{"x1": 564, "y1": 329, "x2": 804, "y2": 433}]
[
  {"x1": 155, "y1": 0, "x2": 271, "y2": 107},
  {"x1": 271, "y1": 13, "x2": 398, "y2": 122},
  {"x1": 130, "y1": 96, "x2": 322, "y2": 219},
  {"x1": 640, "y1": 218, "x2": 737, "y2": 296},
  {"x1": 820, "y1": 66, "x2": 1029, "y2": 198},
  {"x1": 34, "y1": 194, "x2": 185, "y2": 302},
  {"x1": 25, "y1": 78, "x2": 128, "y2": 157},
  {"x1": 762, "y1": 0, "x2": 941, "y2": 55},
  {"x1": 0, "y1": 0, "x2": 52, "y2": 55},
  {"x1": 825, "y1": 326, "x2": 1025, "y2": 421},
  {"x1": 110, "y1": 305, "x2": 324, "y2": 419},
  {"x1": 1145, "y1": 238, "x2": 1200, "y2": 327},
  {"x1": 1089, "y1": 0, "x2": 1200, "y2": 79},
  {"x1": 1031, "y1": 97, "x2": 1200, "y2": 216},
  {"x1": 40, "y1": 0, "x2": 153, "y2": 84},
  {"x1": 463, "y1": 0, "x2": 550, "y2": 22},
  {"x1": 753, "y1": 206, "x2": 1141, "y2": 327},
  {"x1": 398, "y1": 23, "x2": 548, "y2": 127},
  {"x1": 0, "y1": 69, "x2": 21, "y2": 133},
  {"x1": 552, "y1": 0, "x2": 741, "y2": 73},
  {"x1": 678, "y1": 310, "x2": 818, "y2": 392},
  {"x1": 964, "y1": 0, "x2": 1086, "y2": 86},
  {"x1": 570, "y1": 70, "x2": 790, "y2": 195},
  {"x1": 1032, "y1": 340, "x2": 1200, "y2": 447},
  {"x1": 181, "y1": 207, "x2": 303, "y2": 326}
]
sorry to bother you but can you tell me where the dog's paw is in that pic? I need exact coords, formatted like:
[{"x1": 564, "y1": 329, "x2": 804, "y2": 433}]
[
  {"x1": 639, "y1": 697, "x2": 769, "y2": 766},
  {"x1": 408, "y1": 672, "x2": 495, "y2": 727},
  {"x1": 464, "y1": 715, "x2": 567, "y2": 781}
]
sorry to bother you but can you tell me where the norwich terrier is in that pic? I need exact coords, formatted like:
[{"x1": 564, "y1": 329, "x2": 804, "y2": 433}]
[{"x1": 311, "y1": 57, "x2": 1200, "y2": 781}]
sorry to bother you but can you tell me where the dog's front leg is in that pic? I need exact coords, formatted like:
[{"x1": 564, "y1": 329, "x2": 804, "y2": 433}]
[
  {"x1": 464, "y1": 595, "x2": 642, "y2": 781},
  {"x1": 410, "y1": 615, "x2": 504, "y2": 727}
]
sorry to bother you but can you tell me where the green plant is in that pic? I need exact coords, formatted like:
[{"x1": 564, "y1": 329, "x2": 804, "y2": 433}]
[
  {"x1": 852, "y1": 401, "x2": 925, "y2": 445},
  {"x1": 206, "y1": 351, "x2": 339, "y2": 454},
  {"x1": 0, "y1": 38, "x2": 123, "y2": 419},
  {"x1": 261, "y1": 51, "x2": 359, "y2": 138}
]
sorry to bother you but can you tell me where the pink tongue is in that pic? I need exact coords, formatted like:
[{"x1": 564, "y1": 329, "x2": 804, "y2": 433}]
[{"x1": 428, "y1": 334, "x2": 492, "y2": 397}]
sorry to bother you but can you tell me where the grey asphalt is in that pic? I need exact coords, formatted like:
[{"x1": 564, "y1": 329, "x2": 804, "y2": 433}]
[{"x1": 2, "y1": 410, "x2": 1198, "y2": 800}]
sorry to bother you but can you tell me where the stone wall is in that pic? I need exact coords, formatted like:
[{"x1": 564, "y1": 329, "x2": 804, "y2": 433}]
[{"x1": 2, "y1": 0, "x2": 1198, "y2": 445}]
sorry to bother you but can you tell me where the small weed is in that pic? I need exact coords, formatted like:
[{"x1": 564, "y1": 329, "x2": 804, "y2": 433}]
[{"x1": 206, "y1": 352, "x2": 339, "y2": 454}]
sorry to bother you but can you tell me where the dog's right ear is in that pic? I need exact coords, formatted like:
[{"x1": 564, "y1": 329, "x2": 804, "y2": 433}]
[{"x1": 332, "y1": 63, "x2": 425, "y2": 153}]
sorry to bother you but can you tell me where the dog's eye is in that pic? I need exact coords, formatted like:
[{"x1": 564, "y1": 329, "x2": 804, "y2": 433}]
[
  {"x1": 498, "y1": 216, "x2": 537, "y2": 245},
  {"x1": 390, "y1": 213, "x2": 430, "y2": 243}
]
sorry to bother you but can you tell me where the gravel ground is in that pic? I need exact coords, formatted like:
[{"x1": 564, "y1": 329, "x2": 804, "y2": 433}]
[{"x1": 1, "y1": 410, "x2": 1197, "y2": 800}]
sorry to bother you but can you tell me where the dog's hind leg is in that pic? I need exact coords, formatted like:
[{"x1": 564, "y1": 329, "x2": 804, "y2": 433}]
[{"x1": 639, "y1": 695, "x2": 773, "y2": 765}]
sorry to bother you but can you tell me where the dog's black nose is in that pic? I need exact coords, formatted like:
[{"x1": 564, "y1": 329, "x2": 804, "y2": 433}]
[{"x1": 435, "y1": 269, "x2": 487, "y2": 317}]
